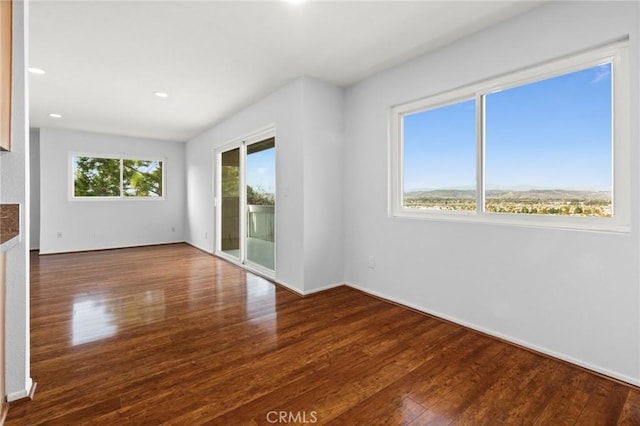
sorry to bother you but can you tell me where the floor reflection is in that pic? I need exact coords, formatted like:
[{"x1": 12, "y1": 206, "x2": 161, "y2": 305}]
[
  {"x1": 71, "y1": 290, "x2": 165, "y2": 346},
  {"x1": 245, "y1": 274, "x2": 276, "y2": 335}
]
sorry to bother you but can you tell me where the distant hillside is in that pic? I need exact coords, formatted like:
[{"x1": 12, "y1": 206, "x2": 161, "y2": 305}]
[
  {"x1": 405, "y1": 189, "x2": 475, "y2": 199},
  {"x1": 405, "y1": 189, "x2": 610, "y2": 201}
]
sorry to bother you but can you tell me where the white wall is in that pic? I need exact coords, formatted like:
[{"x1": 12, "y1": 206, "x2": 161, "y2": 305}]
[
  {"x1": 343, "y1": 1, "x2": 640, "y2": 385},
  {"x1": 186, "y1": 79, "x2": 306, "y2": 291},
  {"x1": 39, "y1": 128, "x2": 186, "y2": 254},
  {"x1": 186, "y1": 77, "x2": 344, "y2": 294},
  {"x1": 0, "y1": 0, "x2": 32, "y2": 401},
  {"x1": 302, "y1": 79, "x2": 344, "y2": 292},
  {"x1": 29, "y1": 128, "x2": 39, "y2": 250}
]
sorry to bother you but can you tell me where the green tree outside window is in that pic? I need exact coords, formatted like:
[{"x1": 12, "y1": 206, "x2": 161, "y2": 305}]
[
  {"x1": 123, "y1": 160, "x2": 163, "y2": 197},
  {"x1": 73, "y1": 156, "x2": 164, "y2": 198}
]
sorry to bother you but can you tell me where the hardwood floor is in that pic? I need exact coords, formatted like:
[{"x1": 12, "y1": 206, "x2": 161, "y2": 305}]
[{"x1": 5, "y1": 243, "x2": 640, "y2": 425}]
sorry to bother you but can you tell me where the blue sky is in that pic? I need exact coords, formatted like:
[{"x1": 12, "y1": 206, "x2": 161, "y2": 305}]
[
  {"x1": 247, "y1": 146, "x2": 276, "y2": 193},
  {"x1": 403, "y1": 63, "x2": 612, "y2": 192}
]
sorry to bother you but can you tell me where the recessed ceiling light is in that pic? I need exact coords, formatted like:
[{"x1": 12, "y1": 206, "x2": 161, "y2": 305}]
[
  {"x1": 49, "y1": 113, "x2": 62, "y2": 119},
  {"x1": 28, "y1": 67, "x2": 46, "y2": 75},
  {"x1": 154, "y1": 91, "x2": 169, "y2": 98}
]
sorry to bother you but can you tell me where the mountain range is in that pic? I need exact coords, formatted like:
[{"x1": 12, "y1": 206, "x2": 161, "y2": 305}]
[{"x1": 405, "y1": 189, "x2": 611, "y2": 201}]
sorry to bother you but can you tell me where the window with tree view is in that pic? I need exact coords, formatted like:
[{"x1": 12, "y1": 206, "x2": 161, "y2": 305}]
[
  {"x1": 392, "y1": 42, "x2": 629, "y2": 229},
  {"x1": 73, "y1": 156, "x2": 163, "y2": 198}
]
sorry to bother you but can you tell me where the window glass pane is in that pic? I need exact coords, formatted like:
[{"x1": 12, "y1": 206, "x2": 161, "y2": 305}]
[
  {"x1": 73, "y1": 156, "x2": 121, "y2": 197},
  {"x1": 246, "y1": 137, "x2": 275, "y2": 270},
  {"x1": 221, "y1": 148, "x2": 240, "y2": 256},
  {"x1": 123, "y1": 159, "x2": 163, "y2": 197},
  {"x1": 246, "y1": 138, "x2": 276, "y2": 207},
  {"x1": 403, "y1": 99, "x2": 476, "y2": 211},
  {"x1": 484, "y1": 63, "x2": 612, "y2": 217}
]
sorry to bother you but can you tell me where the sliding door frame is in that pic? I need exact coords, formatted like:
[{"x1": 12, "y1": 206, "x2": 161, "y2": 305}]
[{"x1": 214, "y1": 124, "x2": 276, "y2": 279}]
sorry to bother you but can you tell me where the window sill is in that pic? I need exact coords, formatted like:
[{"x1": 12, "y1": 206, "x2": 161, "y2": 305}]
[{"x1": 391, "y1": 209, "x2": 630, "y2": 234}]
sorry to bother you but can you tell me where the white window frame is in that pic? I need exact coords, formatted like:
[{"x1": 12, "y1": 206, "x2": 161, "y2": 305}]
[
  {"x1": 389, "y1": 41, "x2": 630, "y2": 233},
  {"x1": 69, "y1": 152, "x2": 166, "y2": 201}
]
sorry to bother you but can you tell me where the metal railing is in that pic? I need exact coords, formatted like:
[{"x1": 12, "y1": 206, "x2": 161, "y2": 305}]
[{"x1": 247, "y1": 205, "x2": 274, "y2": 242}]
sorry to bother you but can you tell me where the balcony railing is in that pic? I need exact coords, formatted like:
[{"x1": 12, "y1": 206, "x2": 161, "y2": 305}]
[{"x1": 247, "y1": 205, "x2": 274, "y2": 242}]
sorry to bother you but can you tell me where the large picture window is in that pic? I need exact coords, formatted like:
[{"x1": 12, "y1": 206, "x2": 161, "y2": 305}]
[
  {"x1": 72, "y1": 155, "x2": 164, "y2": 199},
  {"x1": 390, "y1": 42, "x2": 629, "y2": 231}
]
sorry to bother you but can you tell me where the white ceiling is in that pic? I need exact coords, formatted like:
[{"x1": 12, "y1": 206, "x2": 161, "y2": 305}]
[{"x1": 29, "y1": 1, "x2": 543, "y2": 142}]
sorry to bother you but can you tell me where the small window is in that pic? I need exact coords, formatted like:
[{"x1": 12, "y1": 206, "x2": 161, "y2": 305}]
[
  {"x1": 403, "y1": 99, "x2": 476, "y2": 212},
  {"x1": 123, "y1": 159, "x2": 163, "y2": 197},
  {"x1": 73, "y1": 157, "x2": 121, "y2": 197},
  {"x1": 72, "y1": 155, "x2": 164, "y2": 199},
  {"x1": 390, "y1": 42, "x2": 629, "y2": 231}
]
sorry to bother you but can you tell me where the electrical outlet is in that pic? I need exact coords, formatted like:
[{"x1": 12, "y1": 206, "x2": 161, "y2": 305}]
[
  {"x1": 367, "y1": 255, "x2": 375, "y2": 269},
  {"x1": 57, "y1": 232, "x2": 63, "y2": 239},
  {"x1": 171, "y1": 226, "x2": 176, "y2": 232},
  {"x1": 205, "y1": 232, "x2": 208, "y2": 240}
]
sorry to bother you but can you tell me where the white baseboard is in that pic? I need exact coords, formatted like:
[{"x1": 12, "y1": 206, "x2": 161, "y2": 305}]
[
  {"x1": 184, "y1": 241, "x2": 213, "y2": 255},
  {"x1": 38, "y1": 240, "x2": 185, "y2": 255},
  {"x1": 345, "y1": 282, "x2": 640, "y2": 388},
  {"x1": 301, "y1": 282, "x2": 344, "y2": 296},
  {"x1": 275, "y1": 280, "x2": 344, "y2": 296},
  {"x1": 273, "y1": 279, "x2": 305, "y2": 296},
  {"x1": 7, "y1": 377, "x2": 34, "y2": 403}
]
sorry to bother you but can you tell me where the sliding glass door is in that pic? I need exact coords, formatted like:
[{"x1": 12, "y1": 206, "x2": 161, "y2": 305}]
[
  {"x1": 220, "y1": 148, "x2": 241, "y2": 259},
  {"x1": 216, "y1": 129, "x2": 275, "y2": 275},
  {"x1": 246, "y1": 138, "x2": 275, "y2": 270}
]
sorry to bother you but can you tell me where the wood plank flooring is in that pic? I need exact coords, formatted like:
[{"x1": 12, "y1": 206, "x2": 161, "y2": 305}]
[{"x1": 5, "y1": 243, "x2": 640, "y2": 425}]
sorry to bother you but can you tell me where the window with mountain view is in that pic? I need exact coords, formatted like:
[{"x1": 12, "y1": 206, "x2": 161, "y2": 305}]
[
  {"x1": 391, "y1": 42, "x2": 629, "y2": 230},
  {"x1": 484, "y1": 64, "x2": 612, "y2": 217},
  {"x1": 403, "y1": 99, "x2": 476, "y2": 212},
  {"x1": 73, "y1": 155, "x2": 164, "y2": 198}
]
